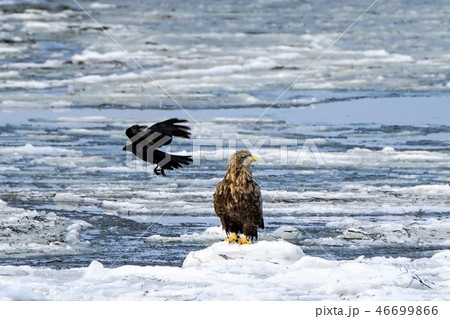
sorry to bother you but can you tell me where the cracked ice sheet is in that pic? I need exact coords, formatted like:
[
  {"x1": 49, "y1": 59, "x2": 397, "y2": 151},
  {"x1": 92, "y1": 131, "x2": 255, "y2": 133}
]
[{"x1": 0, "y1": 240, "x2": 448, "y2": 301}]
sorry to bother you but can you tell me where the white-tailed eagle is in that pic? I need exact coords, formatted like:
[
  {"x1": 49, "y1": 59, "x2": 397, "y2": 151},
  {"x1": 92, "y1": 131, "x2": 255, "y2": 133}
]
[{"x1": 213, "y1": 150, "x2": 264, "y2": 244}]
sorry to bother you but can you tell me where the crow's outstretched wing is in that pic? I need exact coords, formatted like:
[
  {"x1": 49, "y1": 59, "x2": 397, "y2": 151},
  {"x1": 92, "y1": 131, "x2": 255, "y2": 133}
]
[
  {"x1": 149, "y1": 118, "x2": 191, "y2": 139},
  {"x1": 153, "y1": 149, "x2": 193, "y2": 170},
  {"x1": 125, "y1": 118, "x2": 190, "y2": 148}
]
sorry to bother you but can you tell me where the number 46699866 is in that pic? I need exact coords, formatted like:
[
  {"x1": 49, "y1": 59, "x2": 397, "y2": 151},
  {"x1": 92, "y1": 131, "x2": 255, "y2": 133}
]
[{"x1": 375, "y1": 306, "x2": 438, "y2": 316}]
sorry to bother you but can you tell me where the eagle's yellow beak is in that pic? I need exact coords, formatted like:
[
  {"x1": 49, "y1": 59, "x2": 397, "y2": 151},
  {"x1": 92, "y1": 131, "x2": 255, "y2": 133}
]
[{"x1": 250, "y1": 155, "x2": 258, "y2": 162}]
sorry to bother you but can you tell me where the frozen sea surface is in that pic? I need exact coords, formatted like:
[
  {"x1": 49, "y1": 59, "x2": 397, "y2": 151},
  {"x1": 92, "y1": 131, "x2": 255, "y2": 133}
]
[
  {"x1": 1, "y1": 96, "x2": 449, "y2": 271},
  {"x1": 1, "y1": 0, "x2": 450, "y2": 300},
  {"x1": 0, "y1": 0, "x2": 449, "y2": 109},
  {"x1": 1, "y1": 240, "x2": 449, "y2": 301}
]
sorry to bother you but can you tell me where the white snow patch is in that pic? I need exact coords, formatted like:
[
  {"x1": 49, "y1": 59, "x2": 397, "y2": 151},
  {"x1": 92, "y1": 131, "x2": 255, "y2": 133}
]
[
  {"x1": 0, "y1": 144, "x2": 81, "y2": 157},
  {"x1": 146, "y1": 226, "x2": 302, "y2": 243},
  {"x1": 269, "y1": 226, "x2": 301, "y2": 240},
  {"x1": 53, "y1": 193, "x2": 84, "y2": 203},
  {"x1": 0, "y1": 241, "x2": 448, "y2": 300},
  {"x1": 65, "y1": 221, "x2": 94, "y2": 243},
  {"x1": 6, "y1": 59, "x2": 63, "y2": 69},
  {"x1": 0, "y1": 71, "x2": 19, "y2": 78},
  {"x1": 89, "y1": 3, "x2": 116, "y2": 9},
  {"x1": 183, "y1": 240, "x2": 305, "y2": 267},
  {"x1": 21, "y1": 21, "x2": 68, "y2": 33},
  {"x1": 5, "y1": 9, "x2": 74, "y2": 21},
  {"x1": 50, "y1": 100, "x2": 73, "y2": 108},
  {"x1": 31, "y1": 155, "x2": 106, "y2": 168},
  {"x1": 56, "y1": 116, "x2": 108, "y2": 123},
  {"x1": 192, "y1": 146, "x2": 450, "y2": 168},
  {"x1": 147, "y1": 226, "x2": 225, "y2": 243},
  {"x1": 0, "y1": 46, "x2": 26, "y2": 54},
  {"x1": 72, "y1": 50, "x2": 127, "y2": 63},
  {"x1": 1, "y1": 100, "x2": 38, "y2": 108},
  {"x1": 73, "y1": 72, "x2": 144, "y2": 84}
]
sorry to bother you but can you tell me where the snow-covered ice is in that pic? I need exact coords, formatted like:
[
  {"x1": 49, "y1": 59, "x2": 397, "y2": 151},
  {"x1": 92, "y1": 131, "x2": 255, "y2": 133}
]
[
  {"x1": 0, "y1": 240, "x2": 448, "y2": 301},
  {"x1": 0, "y1": 200, "x2": 92, "y2": 258}
]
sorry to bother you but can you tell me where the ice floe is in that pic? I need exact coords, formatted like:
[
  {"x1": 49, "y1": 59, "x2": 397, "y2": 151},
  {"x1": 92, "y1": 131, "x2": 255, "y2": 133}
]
[
  {"x1": 322, "y1": 218, "x2": 450, "y2": 247},
  {"x1": 0, "y1": 144, "x2": 81, "y2": 156},
  {"x1": 146, "y1": 226, "x2": 303, "y2": 244},
  {"x1": 0, "y1": 199, "x2": 92, "y2": 258},
  {"x1": 0, "y1": 239, "x2": 448, "y2": 300}
]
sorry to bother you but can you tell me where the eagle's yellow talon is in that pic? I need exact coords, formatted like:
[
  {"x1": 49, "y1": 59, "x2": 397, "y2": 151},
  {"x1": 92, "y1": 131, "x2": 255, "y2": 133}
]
[
  {"x1": 237, "y1": 235, "x2": 252, "y2": 245},
  {"x1": 225, "y1": 232, "x2": 238, "y2": 243}
]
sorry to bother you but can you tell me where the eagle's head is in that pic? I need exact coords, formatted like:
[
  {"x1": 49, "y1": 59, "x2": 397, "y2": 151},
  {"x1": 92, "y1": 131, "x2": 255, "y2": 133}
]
[
  {"x1": 228, "y1": 150, "x2": 258, "y2": 167},
  {"x1": 226, "y1": 150, "x2": 258, "y2": 184}
]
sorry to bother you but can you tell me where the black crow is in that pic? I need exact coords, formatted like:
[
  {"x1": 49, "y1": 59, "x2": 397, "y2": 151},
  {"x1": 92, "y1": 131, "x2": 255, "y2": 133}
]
[{"x1": 123, "y1": 118, "x2": 193, "y2": 176}]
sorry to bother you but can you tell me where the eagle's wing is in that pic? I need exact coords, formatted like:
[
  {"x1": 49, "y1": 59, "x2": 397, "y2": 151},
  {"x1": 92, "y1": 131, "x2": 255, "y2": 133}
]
[
  {"x1": 213, "y1": 179, "x2": 234, "y2": 234},
  {"x1": 240, "y1": 181, "x2": 264, "y2": 228},
  {"x1": 252, "y1": 182, "x2": 264, "y2": 228},
  {"x1": 213, "y1": 180, "x2": 228, "y2": 215}
]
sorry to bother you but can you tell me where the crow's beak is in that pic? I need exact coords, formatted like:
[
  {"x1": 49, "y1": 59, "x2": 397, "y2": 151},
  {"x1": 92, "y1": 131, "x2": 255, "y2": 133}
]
[{"x1": 250, "y1": 155, "x2": 258, "y2": 162}]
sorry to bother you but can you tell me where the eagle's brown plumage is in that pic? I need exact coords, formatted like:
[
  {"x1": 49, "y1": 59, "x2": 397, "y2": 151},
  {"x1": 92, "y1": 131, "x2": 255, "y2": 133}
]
[{"x1": 213, "y1": 150, "x2": 264, "y2": 244}]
